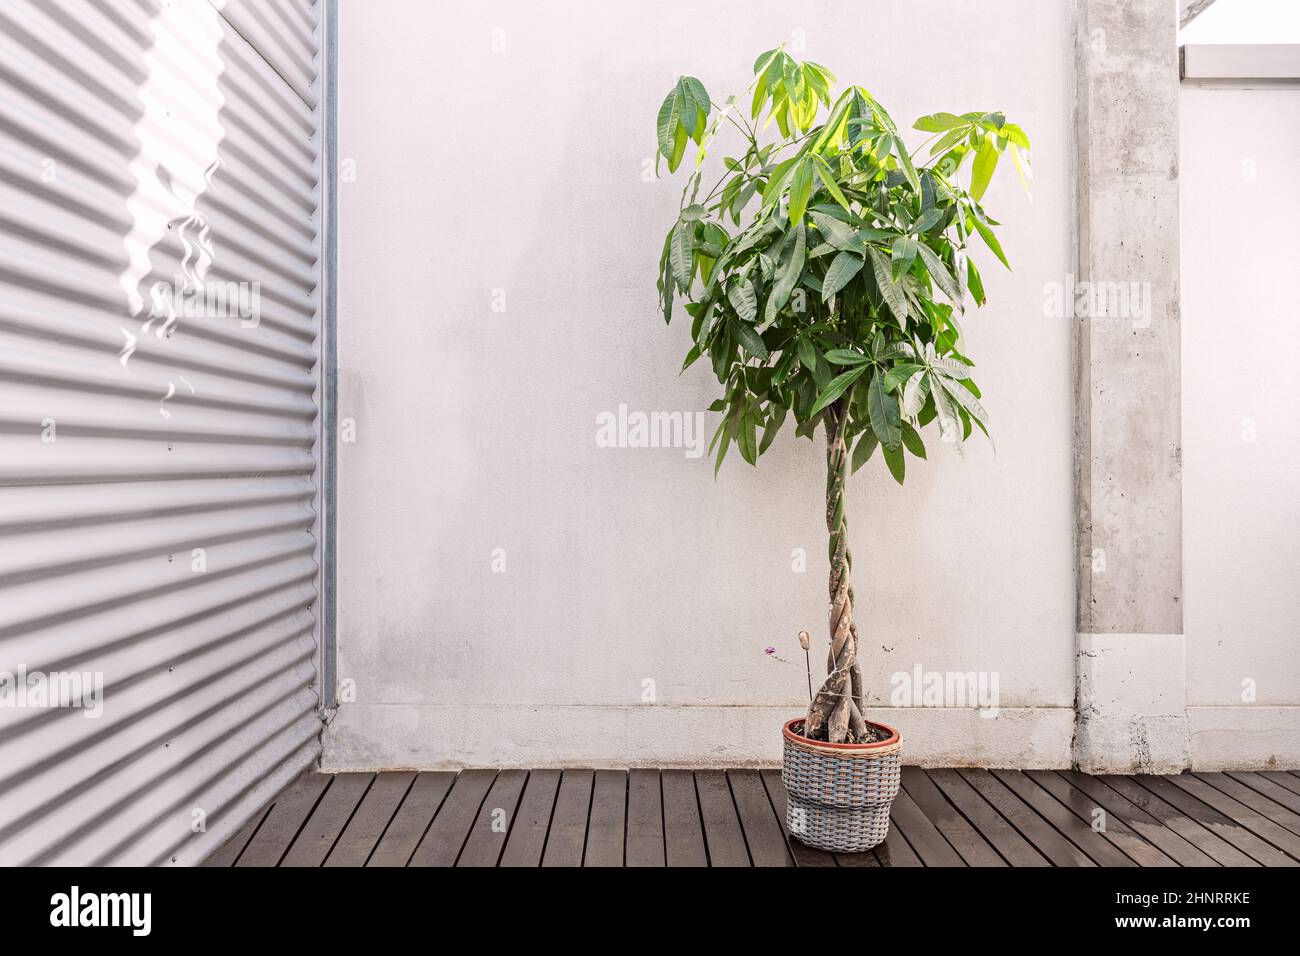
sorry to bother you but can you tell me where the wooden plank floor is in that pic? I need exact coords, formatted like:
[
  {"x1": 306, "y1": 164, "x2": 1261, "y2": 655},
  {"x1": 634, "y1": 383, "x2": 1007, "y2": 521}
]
[{"x1": 206, "y1": 768, "x2": 1300, "y2": 867}]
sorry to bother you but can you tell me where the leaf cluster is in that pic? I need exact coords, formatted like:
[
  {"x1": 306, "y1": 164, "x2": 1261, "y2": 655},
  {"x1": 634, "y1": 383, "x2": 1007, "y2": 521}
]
[{"x1": 655, "y1": 47, "x2": 1032, "y2": 483}]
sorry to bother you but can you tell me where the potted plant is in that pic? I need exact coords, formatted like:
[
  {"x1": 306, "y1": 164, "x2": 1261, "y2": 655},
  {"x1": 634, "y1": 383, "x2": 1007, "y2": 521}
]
[{"x1": 654, "y1": 47, "x2": 1030, "y2": 852}]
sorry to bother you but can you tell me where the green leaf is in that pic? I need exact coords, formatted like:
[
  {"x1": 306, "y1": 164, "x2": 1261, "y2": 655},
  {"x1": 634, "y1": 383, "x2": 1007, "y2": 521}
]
[
  {"x1": 670, "y1": 121, "x2": 688, "y2": 173},
  {"x1": 966, "y1": 255, "x2": 987, "y2": 303},
  {"x1": 657, "y1": 90, "x2": 679, "y2": 165},
  {"x1": 683, "y1": 77, "x2": 711, "y2": 140},
  {"x1": 868, "y1": 247, "x2": 908, "y2": 325},
  {"x1": 769, "y1": 223, "x2": 806, "y2": 312},
  {"x1": 753, "y1": 48, "x2": 781, "y2": 77},
  {"x1": 670, "y1": 221, "x2": 693, "y2": 291},
  {"x1": 861, "y1": 97, "x2": 919, "y2": 190},
  {"x1": 681, "y1": 343, "x2": 702, "y2": 372},
  {"x1": 1009, "y1": 142, "x2": 1034, "y2": 198},
  {"x1": 932, "y1": 355, "x2": 971, "y2": 379},
  {"x1": 929, "y1": 126, "x2": 969, "y2": 157},
  {"x1": 970, "y1": 137, "x2": 998, "y2": 200},
  {"x1": 915, "y1": 244, "x2": 962, "y2": 306},
  {"x1": 867, "y1": 368, "x2": 901, "y2": 449},
  {"x1": 729, "y1": 217, "x2": 779, "y2": 259},
  {"x1": 824, "y1": 348, "x2": 870, "y2": 366},
  {"x1": 675, "y1": 80, "x2": 696, "y2": 134},
  {"x1": 804, "y1": 61, "x2": 835, "y2": 104},
  {"x1": 728, "y1": 280, "x2": 757, "y2": 322},
  {"x1": 680, "y1": 203, "x2": 707, "y2": 221},
  {"x1": 902, "y1": 369, "x2": 929, "y2": 417},
  {"x1": 913, "y1": 112, "x2": 967, "y2": 132},
  {"x1": 738, "y1": 405, "x2": 758, "y2": 465},
  {"x1": 772, "y1": 347, "x2": 797, "y2": 384},
  {"x1": 912, "y1": 208, "x2": 942, "y2": 234},
  {"x1": 754, "y1": 51, "x2": 785, "y2": 116},
  {"x1": 811, "y1": 154, "x2": 851, "y2": 212},
  {"x1": 752, "y1": 73, "x2": 771, "y2": 121},
  {"x1": 811, "y1": 365, "x2": 866, "y2": 416},
  {"x1": 971, "y1": 214, "x2": 1010, "y2": 269},
  {"x1": 891, "y1": 236, "x2": 917, "y2": 280},
  {"x1": 851, "y1": 429, "x2": 878, "y2": 473},
  {"x1": 781, "y1": 56, "x2": 799, "y2": 100},
  {"x1": 883, "y1": 362, "x2": 923, "y2": 392},
  {"x1": 713, "y1": 421, "x2": 730, "y2": 476},
  {"x1": 821, "y1": 251, "x2": 863, "y2": 301},
  {"x1": 879, "y1": 341, "x2": 917, "y2": 360},
  {"x1": 931, "y1": 375, "x2": 962, "y2": 443},
  {"x1": 811, "y1": 348, "x2": 832, "y2": 390},
  {"x1": 808, "y1": 210, "x2": 859, "y2": 252},
  {"x1": 1000, "y1": 122, "x2": 1031, "y2": 150},
  {"x1": 900, "y1": 421, "x2": 926, "y2": 459},
  {"x1": 759, "y1": 404, "x2": 786, "y2": 454},
  {"x1": 939, "y1": 375, "x2": 988, "y2": 424},
  {"x1": 892, "y1": 132, "x2": 921, "y2": 193},
  {"x1": 787, "y1": 158, "x2": 813, "y2": 227},
  {"x1": 881, "y1": 441, "x2": 905, "y2": 484},
  {"x1": 658, "y1": 228, "x2": 673, "y2": 324},
  {"x1": 732, "y1": 179, "x2": 759, "y2": 221},
  {"x1": 796, "y1": 335, "x2": 819, "y2": 373},
  {"x1": 761, "y1": 157, "x2": 798, "y2": 209},
  {"x1": 690, "y1": 300, "x2": 715, "y2": 345},
  {"x1": 808, "y1": 202, "x2": 853, "y2": 223},
  {"x1": 819, "y1": 87, "x2": 855, "y2": 137},
  {"x1": 729, "y1": 317, "x2": 769, "y2": 359},
  {"x1": 709, "y1": 415, "x2": 727, "y2": 452}
]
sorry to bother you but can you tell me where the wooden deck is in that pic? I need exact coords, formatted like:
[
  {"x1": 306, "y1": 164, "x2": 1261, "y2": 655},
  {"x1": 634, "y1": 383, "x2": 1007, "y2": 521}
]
[{"x1": 205, "y1": 767, "x2": 1300, "y2": 867}]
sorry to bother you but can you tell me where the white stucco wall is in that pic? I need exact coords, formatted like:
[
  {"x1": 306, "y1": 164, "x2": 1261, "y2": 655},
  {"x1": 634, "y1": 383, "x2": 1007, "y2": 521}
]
[
  {"x1": 326, "y1": 0, "x2": 1077, "y2": 769},
  {"x1": 1180, "y1": 84, "x2": 1300, "y2": 769}
]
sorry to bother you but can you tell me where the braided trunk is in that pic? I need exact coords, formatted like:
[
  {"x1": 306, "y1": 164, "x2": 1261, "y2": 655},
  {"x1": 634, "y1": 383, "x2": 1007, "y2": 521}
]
[{"x1": 803, "y1": 398, "x2": 868, "y2": 744}]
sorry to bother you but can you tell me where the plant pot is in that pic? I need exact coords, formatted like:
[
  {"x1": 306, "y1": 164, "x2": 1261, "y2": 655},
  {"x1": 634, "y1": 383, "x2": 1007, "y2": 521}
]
[{"x1": 781, "y1": 717, "x2": 902, "y2": 853}]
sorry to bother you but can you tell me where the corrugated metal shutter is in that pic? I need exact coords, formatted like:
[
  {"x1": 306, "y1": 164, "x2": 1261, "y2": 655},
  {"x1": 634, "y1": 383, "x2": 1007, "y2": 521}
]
[{"x1": 0, "y1": 0, "x2": 323, "y2": 865}]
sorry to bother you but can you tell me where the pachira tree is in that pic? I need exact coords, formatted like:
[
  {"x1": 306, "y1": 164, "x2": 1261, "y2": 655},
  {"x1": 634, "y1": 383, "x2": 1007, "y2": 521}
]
[{"x1": 655, "y1": 47, "x2": 1031, "y2": 745}]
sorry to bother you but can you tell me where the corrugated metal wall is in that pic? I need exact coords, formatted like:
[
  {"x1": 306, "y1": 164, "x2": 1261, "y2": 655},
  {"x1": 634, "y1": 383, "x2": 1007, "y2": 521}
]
[{"x1": 0, "y1": 0, "x2": 324, "y2": 865}]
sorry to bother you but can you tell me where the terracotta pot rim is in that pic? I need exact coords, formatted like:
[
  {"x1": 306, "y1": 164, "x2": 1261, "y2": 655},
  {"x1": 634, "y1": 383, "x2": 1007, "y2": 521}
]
[{"x1": 783, "y1": 717, "x2": 900, "y2": 750}]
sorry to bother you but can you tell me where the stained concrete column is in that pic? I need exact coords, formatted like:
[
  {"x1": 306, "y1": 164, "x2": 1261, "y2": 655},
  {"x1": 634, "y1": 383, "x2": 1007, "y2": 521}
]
[{"x1": 1073, "y1": 0, "x2": 1186, "y2": 772}]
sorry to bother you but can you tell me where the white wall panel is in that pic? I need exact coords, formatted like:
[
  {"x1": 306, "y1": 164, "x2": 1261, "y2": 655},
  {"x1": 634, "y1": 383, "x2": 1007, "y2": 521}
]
[
  {"x1": 1181, "y1": 83, "x2": 1300, "y2": 768},
  {"x1": 328, "y1": 0, "x2": 1076, "y2": 770}
]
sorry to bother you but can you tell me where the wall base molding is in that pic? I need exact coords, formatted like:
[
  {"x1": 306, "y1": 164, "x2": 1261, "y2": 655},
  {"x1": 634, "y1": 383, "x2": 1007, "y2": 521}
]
[
  {"x1": 322, "y1": 700, "x2": 1298, "y2": 772},
  {"x1": 322, "y1": 703, "x2": 1075, "y2": 770},
  {"x1": 1188, "y1": 706, "x2": 1300, "y2": 770}
]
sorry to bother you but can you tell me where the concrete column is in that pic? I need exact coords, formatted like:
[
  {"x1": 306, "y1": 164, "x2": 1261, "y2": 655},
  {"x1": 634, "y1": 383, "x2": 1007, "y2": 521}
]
[{"x1": 1073, "y1": 0, "x2": 1186, "y2": 772}]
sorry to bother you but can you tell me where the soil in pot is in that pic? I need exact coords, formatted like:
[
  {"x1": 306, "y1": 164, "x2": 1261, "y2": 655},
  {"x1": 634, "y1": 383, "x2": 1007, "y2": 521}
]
[{"x1": 792, "y1": 718, "x2": 894, "y2": 745}]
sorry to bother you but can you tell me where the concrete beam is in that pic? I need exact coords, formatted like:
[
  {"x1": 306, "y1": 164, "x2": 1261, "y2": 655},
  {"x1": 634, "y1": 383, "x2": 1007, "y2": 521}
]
[
  {"x1": 1182, "y1": 43, "x2": 1300, "y2": 82},
  {"x1": 1073, "y1": 0, "x2": 1186, "y2": 772}
]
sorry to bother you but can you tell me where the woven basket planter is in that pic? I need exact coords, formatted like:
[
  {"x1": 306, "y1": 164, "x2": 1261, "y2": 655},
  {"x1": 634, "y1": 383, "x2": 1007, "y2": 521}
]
[{"x1": 781, "y1": 717, "x2": 902, "y2": 853}]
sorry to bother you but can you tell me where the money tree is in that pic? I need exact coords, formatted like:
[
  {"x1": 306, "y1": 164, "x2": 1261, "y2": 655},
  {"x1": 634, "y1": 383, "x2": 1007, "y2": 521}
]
[{"x1": 655, "y1": 47, "x2": 1031, "y2": 744}]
